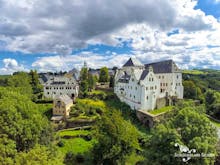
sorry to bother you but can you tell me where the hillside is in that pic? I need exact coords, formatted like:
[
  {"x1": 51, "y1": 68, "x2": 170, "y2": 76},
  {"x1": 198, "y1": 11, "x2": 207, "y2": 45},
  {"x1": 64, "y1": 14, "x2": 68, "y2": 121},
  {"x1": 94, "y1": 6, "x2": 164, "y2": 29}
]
[{"x1": 0, "y1": 70, "x2": 220, "y2": 164}]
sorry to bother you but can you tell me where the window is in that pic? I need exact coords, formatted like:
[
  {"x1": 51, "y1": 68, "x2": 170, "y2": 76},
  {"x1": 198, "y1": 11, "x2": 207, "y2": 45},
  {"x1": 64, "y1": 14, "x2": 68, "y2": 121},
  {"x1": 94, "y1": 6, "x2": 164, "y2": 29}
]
[
  {"x1": 155, "y1": 86, "x2": 157, "y2": 89},
  {"x1": 149, "y1": 78, "x2": 151, "y2": 81},
  {"x1": 152, "y1": 78, "x2": 154, "y2": 81},
  {"x1": 160, "y1": 83, "x2": 162, "y2": 86},
  {"x1": 146, "y1": 96, "x2": 148, "y2": 100},
  {"x1": 47, "y1": 92, "x2": 49, "y2": 94},
  {"x1": 160, "y1": 89, "x2": 163, "y2": 93},
  {"x1": 177, "y1": 75, "x2": 179, "y2": 79},
  {"x1": 134, "y1": 95, "x2": 135, "y2": 99},
  {"x1": 135, "y1": 87, "x2": 137, "y2": 90},
  {"x1": 159, "y1": 76, "x2": 161, "y2": 79},
  {"x1": 146, "y1": 87, "x2": 148, "y2": 90},
  {"x1": 166, "y1": 83, "x2": 168, "y2": 86},
  {"x1": 46, "y1": 87, "x2": 49, "y2": 89},
  {"x1": 132, "y1": 78, "x2": 134, "y2": 82}
]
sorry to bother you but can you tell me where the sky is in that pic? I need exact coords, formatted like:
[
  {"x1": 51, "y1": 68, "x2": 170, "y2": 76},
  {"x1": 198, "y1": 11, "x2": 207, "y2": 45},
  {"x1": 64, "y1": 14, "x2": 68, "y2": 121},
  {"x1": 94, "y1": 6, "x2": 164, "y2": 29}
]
[{"x1": 0, "y1": 0, "x2": 220, "y2": 74}]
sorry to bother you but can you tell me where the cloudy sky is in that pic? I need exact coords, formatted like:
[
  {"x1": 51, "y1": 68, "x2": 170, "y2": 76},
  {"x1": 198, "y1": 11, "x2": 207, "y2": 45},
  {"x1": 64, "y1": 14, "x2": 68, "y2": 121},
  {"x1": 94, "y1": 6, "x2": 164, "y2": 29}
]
[{"x1": 0, "y1": 0, "x2": 220, "y2": 74}]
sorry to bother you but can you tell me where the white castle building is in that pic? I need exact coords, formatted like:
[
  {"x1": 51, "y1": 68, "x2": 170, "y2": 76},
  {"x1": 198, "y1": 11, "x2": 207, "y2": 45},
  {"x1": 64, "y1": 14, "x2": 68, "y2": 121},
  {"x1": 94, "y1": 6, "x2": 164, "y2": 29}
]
[
  {"x1": 41, "y1": 74, "x2": 79, "y2": 99},
  {"x1": 114, "y1": 57, "x2": 183, "y2": 111}
]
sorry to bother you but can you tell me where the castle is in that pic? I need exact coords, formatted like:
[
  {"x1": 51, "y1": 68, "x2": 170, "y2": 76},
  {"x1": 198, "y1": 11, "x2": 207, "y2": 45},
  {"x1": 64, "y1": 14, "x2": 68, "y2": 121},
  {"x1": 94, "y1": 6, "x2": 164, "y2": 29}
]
[
  {"x1": 40, "y1": 73, "x2": 79, "y2": 99},
  {"x1": 114, "y1": 57, "x2": 183, "y2": 111}
]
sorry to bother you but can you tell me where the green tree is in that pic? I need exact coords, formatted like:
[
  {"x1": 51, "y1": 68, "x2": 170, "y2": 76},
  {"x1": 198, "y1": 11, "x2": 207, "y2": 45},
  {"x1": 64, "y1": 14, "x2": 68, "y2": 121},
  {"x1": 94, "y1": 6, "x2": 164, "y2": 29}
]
[
  {"x1": 88, "y1": 73, "x2": 96, "y2": 91},
  {"x1": 183, "y1": 80, "x2": 203, "y2": 101},
  {"x1": 7, "y1": 72, "x2": 33, "y2": 97},
  {"x1": 183, "y1": 80, "x2": 197, "y2": 99},
  {"x1": 93, "y1": 110, "x2": 140, "y2": 164},
  {"x1": 99, "y1": 67, "x2": 109, "y2": 83},
  {"x1": 205, "y1": 90, "x2": 220, "y2": 119},
  {"x1": 0, "y1": 134, "x2": 17, "y2": 165},
  {"x1": 29, "y1": 70, "x2": 43, "y2": 101},
  {"x1": 109, "y1": 76, "x2": 114, "y2": 88},
  {"x1": 0, "y1": 87, "x2": 53, "y2": 152},
  {"x1": 79, "y1": 66, "x2": 89, "y2": 97},
  {"x1": 80, "y1": 67, "x2": 88, "y2": 81},
  {"x1": 15, "y1": 145, "x2": 63, "y2": 165},
  {"x1": 80, "y1": 80, "x2": 88, "y2": 97},
  {"x1": 144, "y1": 107, "x2": 218, "y2": 165}
]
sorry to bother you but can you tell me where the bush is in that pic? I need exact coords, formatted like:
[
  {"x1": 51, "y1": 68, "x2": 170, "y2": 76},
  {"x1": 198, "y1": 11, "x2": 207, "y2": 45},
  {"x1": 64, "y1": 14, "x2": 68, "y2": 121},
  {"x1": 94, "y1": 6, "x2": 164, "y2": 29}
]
[
  {"x1": 64, "y1": 152, "x2": 85, "y2": 164},
  {"x1": 75, "y1": 154, "x2": 85, "y2": 163},
  {"x1": 57, "y1": 140, "x2": 64, "y2": 147},
  {"x1": 84, "y1": 135, "x2": 92, "y2": 141},
  {"x1": 96, "y1": 108, "x2": 103, "y2": 115},
  {"x1": 71, "y1": 111, "x2": 80, "y2": 117}
]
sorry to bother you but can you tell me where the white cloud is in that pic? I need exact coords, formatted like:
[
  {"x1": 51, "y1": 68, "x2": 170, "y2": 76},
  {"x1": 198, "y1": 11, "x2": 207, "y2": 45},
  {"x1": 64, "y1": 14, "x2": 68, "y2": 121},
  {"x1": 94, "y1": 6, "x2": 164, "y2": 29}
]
[
  {"x1": 0, "y1": 58, "x2": 27, "y2": 74},
  {"x1": 0, "y1": 0, "x2": 220, "y2": 71}
]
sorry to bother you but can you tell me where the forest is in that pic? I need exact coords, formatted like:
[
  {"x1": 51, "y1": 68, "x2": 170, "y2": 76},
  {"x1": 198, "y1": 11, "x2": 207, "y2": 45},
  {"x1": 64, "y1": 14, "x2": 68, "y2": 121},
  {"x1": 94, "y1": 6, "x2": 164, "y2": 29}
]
[{"x1": 0, "y1": 69, "x2": 219, "y2": 165}]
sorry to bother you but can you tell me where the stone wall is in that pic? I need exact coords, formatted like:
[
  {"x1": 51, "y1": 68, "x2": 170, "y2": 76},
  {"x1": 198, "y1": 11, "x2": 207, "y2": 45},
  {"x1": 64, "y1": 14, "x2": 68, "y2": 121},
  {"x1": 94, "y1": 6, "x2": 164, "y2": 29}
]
[
  {"x1": 156, "y1": 98, "x2": 166, "y2": 109},
  {"x1": 136, "y1": 110, "x2": 164, "y2": 128}
]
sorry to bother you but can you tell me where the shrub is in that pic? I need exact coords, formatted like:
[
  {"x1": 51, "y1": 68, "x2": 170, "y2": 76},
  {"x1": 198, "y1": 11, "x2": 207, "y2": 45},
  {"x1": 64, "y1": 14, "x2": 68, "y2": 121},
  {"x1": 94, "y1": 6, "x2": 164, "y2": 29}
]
[
  {"x1": 75, "y1": 154, "x2": 85, "y2": 163},
  {"x1": 96, "y1": 108, "x2": 103, "y2": 115},
  {"x1": 84, "y1": 135, "x2": 92, "y2": 141},
  {"x1": 57, "y1": 140, "x2": 64, "y2": 147}
]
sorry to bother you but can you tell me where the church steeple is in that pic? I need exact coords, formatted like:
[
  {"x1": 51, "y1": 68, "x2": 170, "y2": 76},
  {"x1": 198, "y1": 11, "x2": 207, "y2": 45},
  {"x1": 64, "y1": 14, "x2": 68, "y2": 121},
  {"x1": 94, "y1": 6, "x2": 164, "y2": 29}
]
[{"x1": 83, "y1": 61, "x2": 88, "y2": 68}]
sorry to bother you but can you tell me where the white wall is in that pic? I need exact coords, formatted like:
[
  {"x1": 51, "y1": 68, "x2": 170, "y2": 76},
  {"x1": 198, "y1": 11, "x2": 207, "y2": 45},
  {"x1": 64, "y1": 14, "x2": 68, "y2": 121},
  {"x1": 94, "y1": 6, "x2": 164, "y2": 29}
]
[{"x1": 44, "y1": 85, "x2": 79, "y2": 99}]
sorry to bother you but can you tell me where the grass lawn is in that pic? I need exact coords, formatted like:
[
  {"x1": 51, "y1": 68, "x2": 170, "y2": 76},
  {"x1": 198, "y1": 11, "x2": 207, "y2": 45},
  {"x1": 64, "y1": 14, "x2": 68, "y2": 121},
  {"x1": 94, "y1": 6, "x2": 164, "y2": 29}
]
[
  {"x1": 58, "y1": 130, "x2": 91, "y2": 137},
  {"x1": 183, "y1": 70, "x2": 207, "y2": 75},
  {"x1": 0, "y1": 75, "x2": 11, "y2": 79},
  {"x1": 208, "y1": 118, "x2": 220, "y2": 128},
  {"x1": 124, "y1": 152, "x2": 145, "y2": 165},
  {"x1": 149, "y1": 106, "x2": 173, "y2": 115},
  {"x1": 58, "y1": 138, "x2": 97, "y2": 154},
  {"x1": 37, "y1": 103, "x2": 53, "y2": 119},
  {"x1": 77, "y1": 98, "x2": 106, "y2": 109}
]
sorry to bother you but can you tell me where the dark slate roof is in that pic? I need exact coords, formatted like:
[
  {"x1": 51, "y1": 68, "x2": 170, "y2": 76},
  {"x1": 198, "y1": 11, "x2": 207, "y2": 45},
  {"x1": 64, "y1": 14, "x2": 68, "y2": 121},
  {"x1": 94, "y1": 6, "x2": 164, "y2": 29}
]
[
  {"x1": 39, "y1": 74, "x2": 49, "y2": 83},
  {"x1": 51, "y1": 81, "x2": 65, "y2": 85},
  {"x1": 140, "y1": 70, "x2": 149, "y2": 80},
  {"x1": 144, "y1": 60, "x2": 180, "y2": 73},
  {"x1": 123, "y1": 57, "x2": 143, "y2": 67},
  {"x1": 118, "y1": 73, "x2": 131, "y2": 83},
  {"x1": 56, "y1": 95, "x2": 73, "y2": 105}
]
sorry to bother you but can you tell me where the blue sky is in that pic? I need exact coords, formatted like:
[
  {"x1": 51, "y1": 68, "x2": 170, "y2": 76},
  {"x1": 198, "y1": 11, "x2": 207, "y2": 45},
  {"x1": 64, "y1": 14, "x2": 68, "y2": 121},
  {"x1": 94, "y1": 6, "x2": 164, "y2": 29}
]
[{"x1": 0, "y1": 0, "x2": 220, "y2": 74}]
